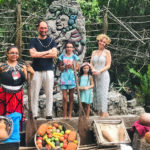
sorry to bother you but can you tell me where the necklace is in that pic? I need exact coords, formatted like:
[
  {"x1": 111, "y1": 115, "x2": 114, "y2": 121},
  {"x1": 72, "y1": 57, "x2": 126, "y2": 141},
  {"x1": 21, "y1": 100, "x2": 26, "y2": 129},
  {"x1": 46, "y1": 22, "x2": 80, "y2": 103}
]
[
  {"x1": 96, "y1": 49, "x2": 104, "y2": 56},
  {"x1": 37, "y1": 37, "x2": 52, "y2": 48},
  {"x1": 0, "y1": 62, "x2": 24, "y2": 72}
]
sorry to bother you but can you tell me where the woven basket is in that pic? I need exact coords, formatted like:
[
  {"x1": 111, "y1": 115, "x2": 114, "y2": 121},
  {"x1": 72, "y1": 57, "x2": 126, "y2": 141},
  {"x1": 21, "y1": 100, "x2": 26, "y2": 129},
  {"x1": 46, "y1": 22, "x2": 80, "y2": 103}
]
[
  {"x1": 0, "y1": 116, "x2": 13, "y2": 142},
  {"x1": 34, "y1": 121, "x2": 80, "y2": 150}
]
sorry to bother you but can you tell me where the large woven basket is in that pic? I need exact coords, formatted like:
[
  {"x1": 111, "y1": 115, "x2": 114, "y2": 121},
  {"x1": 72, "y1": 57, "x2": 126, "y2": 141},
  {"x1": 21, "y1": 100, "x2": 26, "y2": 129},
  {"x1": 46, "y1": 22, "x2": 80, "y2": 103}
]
[
  {"x1": 34, "y1": 121, "x2": 80, "y2": 150},
  {"x1": 0, "y1": 116, "x2": 13, "y2": 142}
]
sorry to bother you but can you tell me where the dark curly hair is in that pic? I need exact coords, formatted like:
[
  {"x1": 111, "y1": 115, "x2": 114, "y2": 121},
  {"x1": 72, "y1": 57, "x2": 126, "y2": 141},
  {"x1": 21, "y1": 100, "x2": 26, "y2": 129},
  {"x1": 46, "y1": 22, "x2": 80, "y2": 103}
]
[
  {"x1": 7, "y1": 45, "x2": 19, "y2": 53},
  {"x1": 79, "y1": 64, "x2": 92, "y2": 77}
]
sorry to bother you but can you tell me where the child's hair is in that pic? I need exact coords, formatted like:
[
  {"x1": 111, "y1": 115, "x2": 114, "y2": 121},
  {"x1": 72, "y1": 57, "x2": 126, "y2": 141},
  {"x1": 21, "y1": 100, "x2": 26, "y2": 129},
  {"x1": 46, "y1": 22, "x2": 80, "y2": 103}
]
[
  {"x1": 79, "y1": 63, "x2": 92, "y2": 86},
  {"x1": 79, "y1": 62, "x2": 92, "y2": 77},
  {"x1": 65, "y1": 40, "x2": 75, "y2": 48},
  {"x1": 65, "y1": 40, "x2": 75, "y2": 53}
]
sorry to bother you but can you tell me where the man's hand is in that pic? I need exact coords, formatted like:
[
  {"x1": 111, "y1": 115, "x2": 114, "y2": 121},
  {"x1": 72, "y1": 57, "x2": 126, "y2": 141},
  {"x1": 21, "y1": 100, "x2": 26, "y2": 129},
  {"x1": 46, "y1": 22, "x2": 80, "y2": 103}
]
[
  {"x1": 29, "y1": 48, "x2": 49, "y2": 58},
  {"x1": 41, "y1": 48, "x2": 58, "y2": 58}
]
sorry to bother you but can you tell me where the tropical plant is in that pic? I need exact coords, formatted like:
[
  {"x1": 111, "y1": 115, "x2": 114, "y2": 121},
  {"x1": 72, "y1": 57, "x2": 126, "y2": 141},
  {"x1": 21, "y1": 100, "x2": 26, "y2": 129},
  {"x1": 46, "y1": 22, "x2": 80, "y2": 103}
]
[
  {"x1": 76, "y1": 0, "x2": 101, "y2": 24},
  {"x1": 110, "y1": 79, "x2": 133, "y2": 100},
  {"x1": 129, "y1": 64, "x2": 150, "y2": 105}
]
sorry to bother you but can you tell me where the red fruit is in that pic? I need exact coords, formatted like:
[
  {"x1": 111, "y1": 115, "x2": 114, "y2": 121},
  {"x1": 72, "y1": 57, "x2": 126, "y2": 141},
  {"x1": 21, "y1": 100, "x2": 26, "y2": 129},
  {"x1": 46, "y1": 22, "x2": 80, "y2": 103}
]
[
  {"x1": 37, "y1": 137, "x2": 43, "y2": 140},
  {"x1": 48, "y1": 133, "x2": 53, "y2": 138},
  {"x1": 52, "y1": 126, "x2": 56, "y2": 129},
  {"x1": 45, "y1": 144, "x2": 51, "y2": 150},
  {"x1": 54, "y1": 123, "x2": 59, "y2": 128},
  {"x1": 63, "y1": 139, "x2": 68, "y2": 144},
  {"x1": 63, "y1": 143, "x2": 68, "y2": 149},
  {"x1": 64, "y1": 134, "x2": 68, "y2": 139},
  {"x1": 59, "y1": 136, "x2": 64, "y2": 142},
  {"x1": 36, "y1": 139, "x2": 42, "y2": 144},
  {"x1": 47, "y1": 129, "x2": 51, "y2": 134},
  {"x1": 37, "y1": 143, "x2": 42, "y2": 149}
]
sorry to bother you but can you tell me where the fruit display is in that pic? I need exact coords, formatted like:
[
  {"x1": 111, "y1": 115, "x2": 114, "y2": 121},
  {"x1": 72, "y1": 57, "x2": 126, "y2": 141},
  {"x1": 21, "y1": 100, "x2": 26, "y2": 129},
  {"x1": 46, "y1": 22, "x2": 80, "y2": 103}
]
[
  {"x1": 35, "y1": 122, "x2": 79, "y2": 150},
  {"x1": 139, "y1": 113, "x2": 150, "y2": 126},
  {"x1": 0, "y1": 119, "x2": 8, "y2": 140},
  {"x1": 0, "y1": 116, "x2": 13, "y2": 141},
  {"x1": 145, "y1": 131, "x2": 150, "y2": 143}
]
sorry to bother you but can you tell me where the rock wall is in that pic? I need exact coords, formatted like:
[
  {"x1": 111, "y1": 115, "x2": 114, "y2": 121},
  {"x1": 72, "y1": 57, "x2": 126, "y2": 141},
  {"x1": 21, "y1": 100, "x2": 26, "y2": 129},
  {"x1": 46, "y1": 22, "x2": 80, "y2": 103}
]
[{"x1": 23, "y1": 90, "x2": 145, "y2": 118}]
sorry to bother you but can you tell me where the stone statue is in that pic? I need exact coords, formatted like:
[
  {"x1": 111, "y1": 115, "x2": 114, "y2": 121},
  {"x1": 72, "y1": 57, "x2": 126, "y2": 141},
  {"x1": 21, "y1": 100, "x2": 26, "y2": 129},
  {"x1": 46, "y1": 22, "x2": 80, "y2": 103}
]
[{"x1": 45, "y1": 0, "x2": 86, "y2": 63}]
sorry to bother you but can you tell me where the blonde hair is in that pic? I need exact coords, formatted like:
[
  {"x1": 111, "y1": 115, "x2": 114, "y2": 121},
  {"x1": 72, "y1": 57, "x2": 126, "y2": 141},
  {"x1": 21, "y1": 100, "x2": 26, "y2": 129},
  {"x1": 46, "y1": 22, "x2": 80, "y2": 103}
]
[{"x1": 96, "y1": 34, "x2": 111, "y2": 45}]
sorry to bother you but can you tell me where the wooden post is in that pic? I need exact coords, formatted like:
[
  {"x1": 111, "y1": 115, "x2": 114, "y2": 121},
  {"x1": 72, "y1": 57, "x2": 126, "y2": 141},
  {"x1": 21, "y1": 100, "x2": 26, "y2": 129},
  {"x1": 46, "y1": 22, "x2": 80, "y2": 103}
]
[
  {"x1": 103, "y1": 12, "x2": 108, "y2": 34},
  {"x1": 103, "y1": 0, "x2": 111, "y2": 34},
  {"x1": 16, "y1": 0, "x2": 22, "y2": 56}
]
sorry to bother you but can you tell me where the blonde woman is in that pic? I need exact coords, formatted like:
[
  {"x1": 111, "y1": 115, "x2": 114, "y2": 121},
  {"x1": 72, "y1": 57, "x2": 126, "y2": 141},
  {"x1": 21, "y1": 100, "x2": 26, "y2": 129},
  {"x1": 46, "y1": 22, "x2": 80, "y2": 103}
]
[{"x1": 90, "y1": 34, "x2": 111, "y2": 118}]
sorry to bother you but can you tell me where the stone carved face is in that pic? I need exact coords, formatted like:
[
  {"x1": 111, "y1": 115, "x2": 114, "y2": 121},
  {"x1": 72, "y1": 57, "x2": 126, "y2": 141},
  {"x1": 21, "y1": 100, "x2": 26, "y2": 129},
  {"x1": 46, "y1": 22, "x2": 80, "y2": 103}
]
[
  {"x1": 56, "y1": 15, "x2": 69, "y2": 30},
  {"x1": 49, "y1": 5, "x2": 62, "y2": 13}
]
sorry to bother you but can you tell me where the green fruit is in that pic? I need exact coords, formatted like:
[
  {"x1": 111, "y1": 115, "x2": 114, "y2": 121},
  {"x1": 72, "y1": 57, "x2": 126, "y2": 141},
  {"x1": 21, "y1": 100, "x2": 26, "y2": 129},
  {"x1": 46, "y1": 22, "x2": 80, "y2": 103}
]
[
  {"x1": 55, "y1": 137, "x2": 59, "y2": 141},
  {"x1": 58, "y1": 125, "x2": 62, "y2": 131},
  {"x1": 51, "y1": 141, "x2": 55, "y2": 146},
  {"x1": 60, "y1": 131, "x2": 64, "y2": 135},
  {"x1": 52, "y1": 129, "x2": 56, "y2": 133},
  {"x1": 43, "y1": 134, "x2": 48, "y2": 140},
  {"x1": 51, "y1": 137, "x2": 55, "y2": 141},
  {"x1": 60, "y1": 142, "x2": 63, "y2": 148}
]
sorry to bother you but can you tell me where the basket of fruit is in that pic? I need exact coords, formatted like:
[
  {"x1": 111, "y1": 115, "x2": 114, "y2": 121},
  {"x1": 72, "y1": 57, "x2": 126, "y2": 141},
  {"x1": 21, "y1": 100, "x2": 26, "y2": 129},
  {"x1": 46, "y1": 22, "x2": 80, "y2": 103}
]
[
  {"x1": 35, "y1": 121, "x2": 80, "y2": 150},
  {"x1": 0, "y1": 116, "x2": 13, "y2": 142}
]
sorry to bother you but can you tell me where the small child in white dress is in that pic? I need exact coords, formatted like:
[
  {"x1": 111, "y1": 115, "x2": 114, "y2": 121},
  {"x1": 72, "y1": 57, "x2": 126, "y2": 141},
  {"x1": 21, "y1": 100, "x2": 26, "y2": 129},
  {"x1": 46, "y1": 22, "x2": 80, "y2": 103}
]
[{"x1": 79, "y1": 62, "x2": 94, "y2": 119}]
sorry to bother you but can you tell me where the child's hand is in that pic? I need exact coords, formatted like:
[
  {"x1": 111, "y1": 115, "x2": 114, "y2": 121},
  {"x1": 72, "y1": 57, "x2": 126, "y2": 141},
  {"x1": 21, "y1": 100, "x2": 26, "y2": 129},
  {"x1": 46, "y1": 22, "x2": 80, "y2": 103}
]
[
  {"x1": 68, "y1": 64, "x2": 74, "y2": 69},
  {"x1": 79, "y1": 86, "x2": 84, "y2": 90},
  {"x1": 65, "y1": 64, "x2": 69, "y2": 70},
  {"x1": 84, "y1": 87, "x2": 89, "y2": 90}
]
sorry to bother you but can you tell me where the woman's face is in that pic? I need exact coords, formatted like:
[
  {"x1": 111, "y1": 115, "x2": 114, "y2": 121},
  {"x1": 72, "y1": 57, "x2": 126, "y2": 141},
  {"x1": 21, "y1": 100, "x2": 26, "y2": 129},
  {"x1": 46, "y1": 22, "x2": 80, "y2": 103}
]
[
  {"x1": 7, "y1": 47, "x2": 19, "y2": 61},
  {"x1": 66, "y1": 43, "x2": 74, "y2": 54},
  {"x1": 98, "y1": 38, "x2": 107, "y2": 49}
]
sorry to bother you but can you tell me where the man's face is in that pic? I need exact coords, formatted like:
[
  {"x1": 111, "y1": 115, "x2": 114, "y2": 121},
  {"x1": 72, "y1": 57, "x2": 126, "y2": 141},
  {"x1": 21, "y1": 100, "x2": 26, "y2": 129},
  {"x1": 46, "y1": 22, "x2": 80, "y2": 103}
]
[
  {"x1": 38, "y1": 22, "x2": 48, "y2": 37},
  {"x1": 56, "y1": 15, "x2": 69, "y2": 30}
]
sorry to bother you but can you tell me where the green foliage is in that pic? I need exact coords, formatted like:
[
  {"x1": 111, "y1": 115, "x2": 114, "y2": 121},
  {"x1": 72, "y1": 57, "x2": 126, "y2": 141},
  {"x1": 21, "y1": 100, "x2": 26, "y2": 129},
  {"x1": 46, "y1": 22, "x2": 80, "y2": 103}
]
[
  {"x1": 114, "y1": 80, "x2": 129, "y2": 93},
  {"x1": 21, "y1": 0, "x2": 52, "y2": 15},
  {"x1": 101, "y1": 0, "x2": 149, "y2": 16},
  {"x1": 129, "y1": 65, "x2": 150, "y2": 105},
  {"x1": 0, "y1": 28, "x2": 5, "y2": 36},
  {"x1": 77, "y1": 0, "x2": 101, "y2": 24},
  {"x1": 0, "y1": 0, "x2": 16, "y2": 8}
]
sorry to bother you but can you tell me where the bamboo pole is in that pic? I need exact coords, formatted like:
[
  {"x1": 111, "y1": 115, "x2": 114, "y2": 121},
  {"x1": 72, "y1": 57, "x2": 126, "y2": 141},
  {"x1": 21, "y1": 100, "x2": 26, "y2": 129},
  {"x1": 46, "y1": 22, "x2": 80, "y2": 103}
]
[
  {"x1": 16, "y1": 0, "x2": 22, "y2": 56},
  {"x1": 103, "y1": 0, "x2": 111, "y2": 34}
]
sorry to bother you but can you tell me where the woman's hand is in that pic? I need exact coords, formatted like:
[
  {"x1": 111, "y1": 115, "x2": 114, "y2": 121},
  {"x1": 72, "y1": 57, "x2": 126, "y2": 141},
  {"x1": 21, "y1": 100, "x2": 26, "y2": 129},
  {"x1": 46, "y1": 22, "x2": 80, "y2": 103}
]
[
  {"x1": 26, "y1": 65, "x2": 34, "y2": 75},
  {"x1": 92, "y1": 70, "x2": 101, "y2": 76}
]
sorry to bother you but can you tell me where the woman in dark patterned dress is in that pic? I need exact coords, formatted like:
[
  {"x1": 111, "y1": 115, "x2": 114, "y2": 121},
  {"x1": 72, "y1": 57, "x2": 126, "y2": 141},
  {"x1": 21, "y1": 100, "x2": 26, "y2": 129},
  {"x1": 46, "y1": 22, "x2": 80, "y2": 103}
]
[{"x1": 0, "y1": 46, "x2": 34, "y2": 126}]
